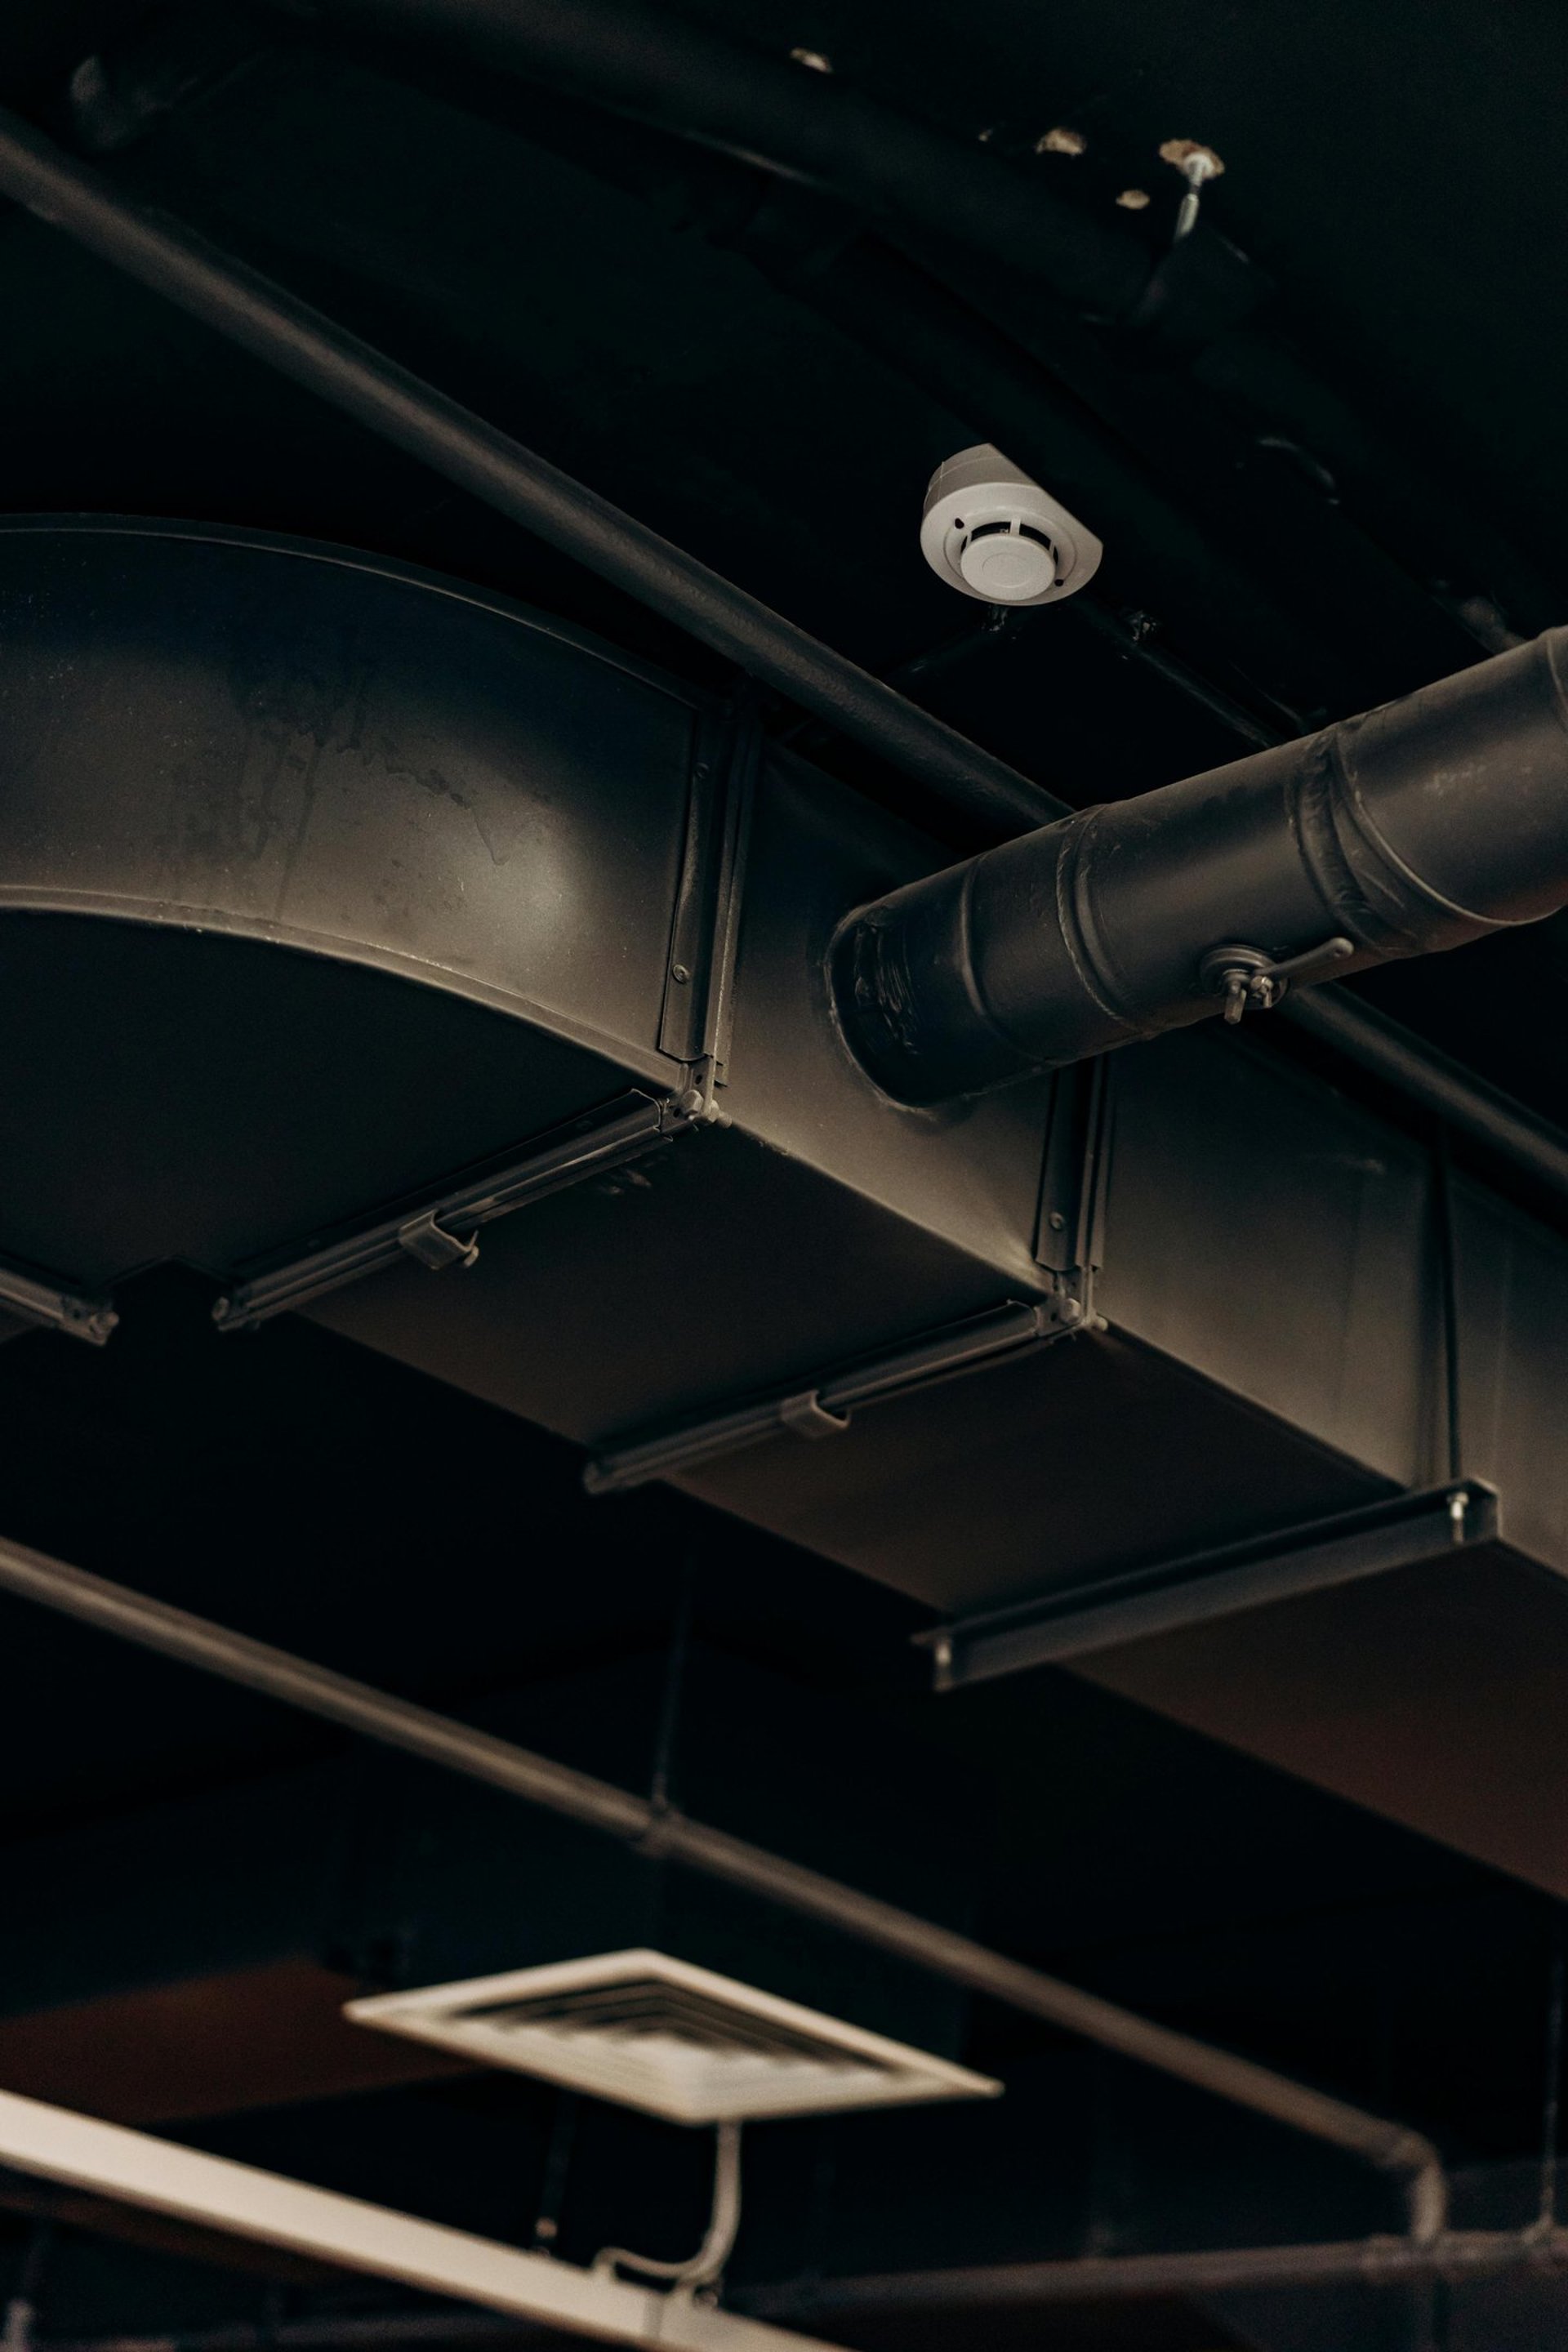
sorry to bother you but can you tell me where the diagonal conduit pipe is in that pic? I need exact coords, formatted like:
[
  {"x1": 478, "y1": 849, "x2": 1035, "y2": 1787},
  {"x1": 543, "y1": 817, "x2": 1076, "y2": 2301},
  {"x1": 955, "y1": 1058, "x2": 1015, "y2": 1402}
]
[
  {"x1": 0, "y1": 105, "x2": 1054, "y2": 837},
  {"x1": 0, "y1": 1532, "x2": 1446, "y2": 2239},
  {"x1": 748, "y1": 2225, "x2": 1568, "y2": 2314},
  {"x1": 835, "y1": 626, "x2": 1568, "y2": 1101}
]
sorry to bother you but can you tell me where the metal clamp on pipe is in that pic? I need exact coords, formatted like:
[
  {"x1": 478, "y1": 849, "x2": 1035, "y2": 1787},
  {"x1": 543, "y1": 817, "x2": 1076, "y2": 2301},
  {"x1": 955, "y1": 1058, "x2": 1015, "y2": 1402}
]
[
  {"x1": 834, "y1": 629, "x2": 1568, "y2": 1102},
  {"x1": 1200, "y1": 934, "x2": 1354, "y2": 1023}
]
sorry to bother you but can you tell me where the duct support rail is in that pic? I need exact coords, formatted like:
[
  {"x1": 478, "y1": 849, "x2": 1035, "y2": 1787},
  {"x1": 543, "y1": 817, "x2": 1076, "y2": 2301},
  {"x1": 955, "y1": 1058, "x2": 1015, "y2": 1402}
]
[
  {"x1": 919, "y1": 1481, "x2": 1500, "y2": 1689},
  {"x1": 0, "y1": 1260, "x2": 118, "y2": 1347},
  {"x1": 212, "y1": 1093, "x2": 684, "y2": 1333}
]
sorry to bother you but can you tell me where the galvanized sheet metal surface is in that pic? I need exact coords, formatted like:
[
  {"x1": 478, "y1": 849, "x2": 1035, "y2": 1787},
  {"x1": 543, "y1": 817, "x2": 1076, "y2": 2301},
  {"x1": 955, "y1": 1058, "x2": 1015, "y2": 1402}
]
[
  {"x1": 0, "y1": 520, "x2": 696, "y2": 1075},
  {"x1": 1450, "y1": 1178, "x2": 1568, "y2": 1577}
]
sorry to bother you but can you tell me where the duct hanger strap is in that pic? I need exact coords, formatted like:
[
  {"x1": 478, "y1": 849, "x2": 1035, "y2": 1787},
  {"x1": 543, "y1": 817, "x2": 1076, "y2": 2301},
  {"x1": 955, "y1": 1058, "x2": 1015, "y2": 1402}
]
[
  {"x1": 215, "y1": 1091, "x2": 690, "y2": 1332},
  {"x1": 584, "y1": 1297, "x2": 1075, "y2": 1494}
]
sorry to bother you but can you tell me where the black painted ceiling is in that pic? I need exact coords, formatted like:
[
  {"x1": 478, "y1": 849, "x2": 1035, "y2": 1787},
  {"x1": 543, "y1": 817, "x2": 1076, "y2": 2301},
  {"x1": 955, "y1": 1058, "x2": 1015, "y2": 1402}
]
[{"x1": 0, "y1": 7, "x2": 1565, "y2": 2350}]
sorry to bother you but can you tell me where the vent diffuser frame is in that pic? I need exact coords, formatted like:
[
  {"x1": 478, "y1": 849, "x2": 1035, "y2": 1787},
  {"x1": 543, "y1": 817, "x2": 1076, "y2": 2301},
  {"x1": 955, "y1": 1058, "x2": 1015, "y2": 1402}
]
[{"x1": 345, "y1": 1949, "x2": 1001, "y2": 2124}]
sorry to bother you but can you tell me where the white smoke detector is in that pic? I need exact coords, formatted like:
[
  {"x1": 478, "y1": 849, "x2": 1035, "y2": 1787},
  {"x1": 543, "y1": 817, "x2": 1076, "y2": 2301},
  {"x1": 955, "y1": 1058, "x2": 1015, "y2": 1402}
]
[
  {"x1": 920, "y1": 443, "x2": 1102, "y2": 607},
  {"x1": 345, "y1": 1949, "x2": 1000, "y2": 2125}
]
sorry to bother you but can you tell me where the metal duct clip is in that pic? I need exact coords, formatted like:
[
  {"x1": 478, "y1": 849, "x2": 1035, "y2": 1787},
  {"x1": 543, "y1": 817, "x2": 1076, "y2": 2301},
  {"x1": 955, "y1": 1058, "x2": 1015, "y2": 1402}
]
[
  {"x1": 776, "y1": 1391, "x2": 850, "y2": 1439},
  {"x1": 396, "y1": 1210, "x2": 481, "y2": 1272},
  {"x1": 1200, "y1": 934, "x2": 1355, "y2": 1024}
]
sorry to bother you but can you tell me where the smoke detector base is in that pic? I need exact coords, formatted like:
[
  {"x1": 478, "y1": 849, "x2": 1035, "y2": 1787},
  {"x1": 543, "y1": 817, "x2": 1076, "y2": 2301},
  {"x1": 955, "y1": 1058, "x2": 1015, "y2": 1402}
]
[{"x1": 921, "y1": 443, "x2": 1102, "y2": 607}]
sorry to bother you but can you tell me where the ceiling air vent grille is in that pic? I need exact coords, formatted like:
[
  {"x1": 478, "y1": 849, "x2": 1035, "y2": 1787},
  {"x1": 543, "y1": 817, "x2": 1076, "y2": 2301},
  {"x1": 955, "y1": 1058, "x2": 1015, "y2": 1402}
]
[{"x1": 345, "y1": 1949, "x2": 1000, "y2": 2124}]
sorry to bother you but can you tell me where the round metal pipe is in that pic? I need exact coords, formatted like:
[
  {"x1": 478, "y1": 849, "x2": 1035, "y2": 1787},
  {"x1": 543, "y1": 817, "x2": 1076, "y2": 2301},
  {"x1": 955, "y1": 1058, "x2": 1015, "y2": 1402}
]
[
  {"x1": 0, "y1": 1532, "x2": 1446, "y2": 2236},
  {"x1": 836, "y1": 627, "x2": 1568, "y2": 1101},
  {"x1": 760, "y1": 2225, "x2": 1568, "y2": 2314},
  {"x1": 0, "y1": 105, "x2": 1052, "y2": 837}
]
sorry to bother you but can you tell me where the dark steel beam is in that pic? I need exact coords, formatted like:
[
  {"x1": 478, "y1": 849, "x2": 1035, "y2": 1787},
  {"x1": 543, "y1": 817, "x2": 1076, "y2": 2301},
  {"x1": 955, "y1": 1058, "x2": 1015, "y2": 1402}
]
[
  {"x1": 0, "y1": 1531, "x2": 1447, "y2": 2235},
  {"x1": 919, "y1": 1482, "x2": 1499, "y2": 1690},
  {"x1": 0, "y1": 106, "x2": 1056, "y2": 838}
]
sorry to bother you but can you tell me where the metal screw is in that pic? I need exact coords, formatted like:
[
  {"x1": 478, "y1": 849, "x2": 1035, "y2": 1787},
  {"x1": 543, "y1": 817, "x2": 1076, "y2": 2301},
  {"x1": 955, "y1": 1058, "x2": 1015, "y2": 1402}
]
[
  {"x1": 670, "y1": 963, "x2": 691, "y2": 983},
  {"x1": 1047, "y1": 1209, "x2": 1067, "y2": 1232}
]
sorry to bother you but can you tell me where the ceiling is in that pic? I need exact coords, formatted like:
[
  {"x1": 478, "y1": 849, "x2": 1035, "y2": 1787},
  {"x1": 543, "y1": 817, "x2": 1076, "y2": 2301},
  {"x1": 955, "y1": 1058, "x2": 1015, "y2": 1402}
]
[{"x1": 0, "y1": 6, "x2": 1566, "y2": 2350}]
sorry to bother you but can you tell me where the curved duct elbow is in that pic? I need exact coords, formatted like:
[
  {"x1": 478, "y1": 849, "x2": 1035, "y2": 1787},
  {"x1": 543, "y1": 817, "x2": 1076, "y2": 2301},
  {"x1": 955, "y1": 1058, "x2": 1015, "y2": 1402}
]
[{"x1": 835, "y1": 628, "x2": 1568, "y2": 1102}]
